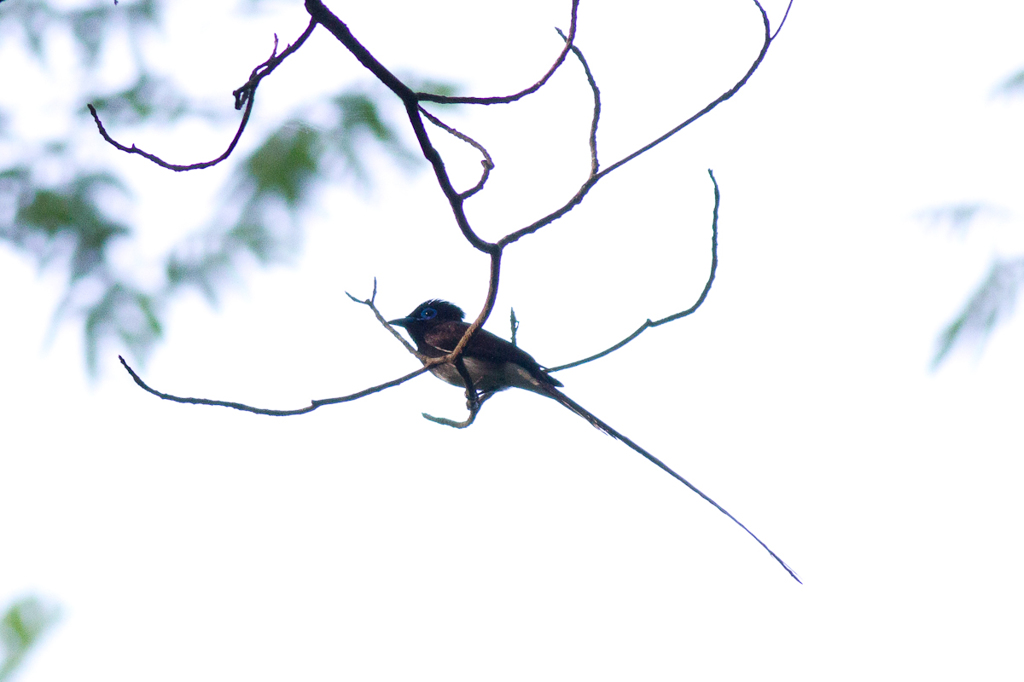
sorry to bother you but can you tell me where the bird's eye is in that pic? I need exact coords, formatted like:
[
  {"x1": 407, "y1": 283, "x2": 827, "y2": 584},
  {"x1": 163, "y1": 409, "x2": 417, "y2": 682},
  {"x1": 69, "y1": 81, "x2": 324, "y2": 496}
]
[{"x1": 420, "y1": 308, "x2": 437, "y2": 320}]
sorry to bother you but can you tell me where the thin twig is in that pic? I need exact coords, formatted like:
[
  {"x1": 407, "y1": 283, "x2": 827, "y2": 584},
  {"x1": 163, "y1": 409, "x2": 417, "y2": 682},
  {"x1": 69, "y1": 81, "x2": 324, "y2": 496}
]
[
  {"x1": 499, "y1": 0, "x2": 780, "y2": 248},
  {"x1": 422, "y1": 400, "x2": 484, "y2": 428},
  {"x1": 556, "y1": 27, "x2": 601, "y2": 175},
  {"x1": 304, "y1": 0, "x2": 495, "y2": 255},
  {"x1": 421, "y1": 357, "x2": 486, "y2": 428},
  {"x1": 549, "y1": 169, "x2": 719, "y2": 372},
  {"x1": 416, "y1": 0, "x2": 581, "y2": 106},
  {"x1": 771, "y1": 0, "x2": 795, "y2": 41},
  {"x1": 595, "y1": 0, "x2": 774, "y2": 180},
  {"x1": 418, "y1": 106, "x2": 495, "y2": 199},
  {"x1": 118, "y1": 355, "x2": 429, "y2": 416},
  {"x1": 87, "y1": 19, "x2": 316, "y2": 172},
  {"x1": 346, "y1": 280, "x2": 419, "y2": 357}
]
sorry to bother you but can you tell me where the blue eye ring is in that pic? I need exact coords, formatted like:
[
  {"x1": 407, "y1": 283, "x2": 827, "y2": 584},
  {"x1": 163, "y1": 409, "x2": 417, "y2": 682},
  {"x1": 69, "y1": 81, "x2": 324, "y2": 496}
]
[{"x1": 420, "y1": 307, "x2": 437, "y2": 320}]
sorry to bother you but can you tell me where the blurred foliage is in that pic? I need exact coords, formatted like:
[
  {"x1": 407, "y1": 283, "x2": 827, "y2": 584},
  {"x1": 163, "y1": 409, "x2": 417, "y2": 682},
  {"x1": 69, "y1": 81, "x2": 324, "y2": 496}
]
[
  {"x1": 0, "y1": 596, "x2": 59, "y2": 682},
  {"x1": 933, "y1": 257, "x2": 1024, "y2": 367},
  {"x1": 993, "y1": 67, "x2": 1024, "y2": 97},
  {"x1": 85, "y1": 74, "x2": 196, "y2": 125},
  {"x1": 0, "y1": 0, "x2": 450, "y2": 375},
  {"x1": 917, "y1": 203, "x2": 1006, "y2": 235},
  {"x1": 930, "y1": 63, "x2": 1024, "y2": 367},
  {"x1": 0, "y1": 0, "x2": 158, "y2": 64}
]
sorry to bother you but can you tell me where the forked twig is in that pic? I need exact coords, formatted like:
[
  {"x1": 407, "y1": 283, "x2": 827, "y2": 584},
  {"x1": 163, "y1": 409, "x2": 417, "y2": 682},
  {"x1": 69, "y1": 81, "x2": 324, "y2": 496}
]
[
  {"x1": 550, "y1": 169, "x2": 720, "y2": 373},
  {"x1": 88, "y1": 18, "x2": 317, "y2": 171},
  {"x1": 499, "y1": 0, "x2": 782, "y2": 248},
  {"x1": 418, "y1": 107, "x2": 495, "y2": 199}
]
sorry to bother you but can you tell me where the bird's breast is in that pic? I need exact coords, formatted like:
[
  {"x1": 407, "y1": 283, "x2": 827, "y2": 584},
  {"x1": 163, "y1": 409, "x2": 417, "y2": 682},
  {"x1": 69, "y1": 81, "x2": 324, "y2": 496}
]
[{"x1": 428, "y1": 356, "x2": 550, "y2": 396}]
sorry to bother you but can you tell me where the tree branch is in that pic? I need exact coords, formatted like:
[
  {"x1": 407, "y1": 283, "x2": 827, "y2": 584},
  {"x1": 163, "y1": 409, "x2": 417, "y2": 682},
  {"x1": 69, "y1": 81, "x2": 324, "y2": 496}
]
[
  {"x1": 118, "y1": 355, "x2": 429, "y2": 416},
  {"x1": 499, "y1": 0, "x2": 782, "y2": 248},
  {"x1": 556, "y1": 26, "x2": 601, "y2": 175},
  {"x1": 415, "y1": 0, "x2": 581, "y2": 106},
  {"x1": 549, "y1": 169, "x2": 720, "y2": 373},
  {"x1": 418, "y1": 107, "x2": 495, "y2": 199},
  {"x1": 87, "y1": 19, "x2": 316, "y2": 171},
  {"x1": 304, "y1": 0, "x2": 494, "y2": 255}
]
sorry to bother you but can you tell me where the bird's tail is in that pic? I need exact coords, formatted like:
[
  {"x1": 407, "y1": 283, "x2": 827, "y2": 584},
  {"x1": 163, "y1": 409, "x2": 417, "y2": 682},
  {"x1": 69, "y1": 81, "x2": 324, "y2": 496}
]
[
  {"x1": 540, "y1": 384, "x2": 619, "y2": 438},
  {"x1": 539, "y1": 383, "x2": 802, "y2": 584}
]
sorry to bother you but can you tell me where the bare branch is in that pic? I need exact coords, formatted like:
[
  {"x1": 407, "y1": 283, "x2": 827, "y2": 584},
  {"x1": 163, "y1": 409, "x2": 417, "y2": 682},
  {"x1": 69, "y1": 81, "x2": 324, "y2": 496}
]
[
  {"x1": 87, "y1": 19, "x2": 316, "y2": 171},
  {"x1": 596, "y1": 0, "x2": 774, "y2": 179},
  {"x1": 500, "y1": 0, "x2": 782, "y2": 248},
  {"x1": 419, "y1": 359, "x2": 491, "y2": 428},
  {"x1": 556, "y1": 27, "x2": 601, "y2": 175},
  {"x1": 304, "y1": 0, "x2": 495, "y2": 255},
  {"x1": 771, "y1": 0, "x2": 795, "y2": 41},
  {"x1": 118, "y1": 355, "x2": 429, "y2": 416},
  {"x1": 416, "y1": 0, "x2": 581, "y2": 106},
  {"x1": 418, "y1": 106, "x2": 495, "y2": 199},
  {"x1": 346, "y1": 281, "x2": 420, "y2": 357},
  {"x1": 422, "y1": 395, "x2": 488, "y2": 429},
  {"x1": 549, "y1": 169, "x2": 720, "y2": 373}
]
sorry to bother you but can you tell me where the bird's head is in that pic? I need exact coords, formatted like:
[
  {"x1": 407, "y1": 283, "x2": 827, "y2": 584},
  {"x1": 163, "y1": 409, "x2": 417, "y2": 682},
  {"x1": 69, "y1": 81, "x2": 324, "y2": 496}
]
[{"x1": 389, "y1": 300, "x2": 465, "y2": 330}]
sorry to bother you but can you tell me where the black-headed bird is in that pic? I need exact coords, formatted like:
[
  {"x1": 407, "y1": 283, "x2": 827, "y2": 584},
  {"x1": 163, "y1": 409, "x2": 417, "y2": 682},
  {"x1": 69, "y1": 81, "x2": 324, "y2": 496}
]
[{"x1": 390, "y1": 299, "x2": 800, "y2": 583}]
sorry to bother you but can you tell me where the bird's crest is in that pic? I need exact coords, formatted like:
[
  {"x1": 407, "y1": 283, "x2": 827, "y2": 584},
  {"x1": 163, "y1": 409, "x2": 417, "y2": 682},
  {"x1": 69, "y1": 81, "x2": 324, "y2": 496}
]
[{"x1": 416, "y1": 300, "x2": 465, "y2": 321}]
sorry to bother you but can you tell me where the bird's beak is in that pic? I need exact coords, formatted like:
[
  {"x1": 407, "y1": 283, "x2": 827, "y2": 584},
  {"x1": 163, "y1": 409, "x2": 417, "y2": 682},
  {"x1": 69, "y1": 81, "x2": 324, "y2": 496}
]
[{"x1": 388, "y1": 316, "x2": 412, "y2": 328}]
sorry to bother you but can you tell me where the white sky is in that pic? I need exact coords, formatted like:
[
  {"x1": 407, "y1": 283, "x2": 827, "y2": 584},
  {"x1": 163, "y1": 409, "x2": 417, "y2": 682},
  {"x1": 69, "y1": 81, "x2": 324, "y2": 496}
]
[{"x1": 3, "y1": 0, "x2": 1024, "y2": 680}]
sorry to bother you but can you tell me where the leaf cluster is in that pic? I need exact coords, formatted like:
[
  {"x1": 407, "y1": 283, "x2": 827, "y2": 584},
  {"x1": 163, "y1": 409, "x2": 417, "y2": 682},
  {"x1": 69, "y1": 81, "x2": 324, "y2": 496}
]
[{"x1": 0, "y1": 596, "x2": 59, "y2": 682}]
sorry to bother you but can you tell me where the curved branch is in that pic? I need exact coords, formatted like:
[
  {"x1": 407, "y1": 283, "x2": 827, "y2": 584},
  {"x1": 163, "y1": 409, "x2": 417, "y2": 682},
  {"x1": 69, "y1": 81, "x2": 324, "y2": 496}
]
[
  {"x1": 416, "y1": 0, "x2": 581, "y2": 106},
  {"x1": 771, "y1": 0, "x2": 795, "y2": 41},
  {"x1": 118, "y1": 355, "x2": 429, "y2": 416},
  {"x1": 499, "y1": 0, "x2": 780, "y2": 248},
  {"x1": 305, "y1": 0, "x2": 494, "y2": 254},
  {"x1": 595, "y1": 0, "x2": 774, "y2": 180},
  {"x1": 556, "y1": 26, "x2": 601, "y2": 174},
  {"x1": 422, "y1": 409, "x2": 480, "y2": 429},
  {"x1": 87, "y1": 19, "x2": 316, "y2": 172},
  {"x1": 549, "y1": 169, "x2": 719, "y2": 373},
  {"x1": 418, "y1": 107, "x2": 495, "y2": 199}
]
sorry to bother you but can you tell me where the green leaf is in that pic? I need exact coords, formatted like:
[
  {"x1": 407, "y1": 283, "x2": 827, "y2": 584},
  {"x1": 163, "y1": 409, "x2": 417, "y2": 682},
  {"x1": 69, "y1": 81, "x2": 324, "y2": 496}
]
[
  {"x1": 83, "y1": 282, "x2": 164, "y2": 374},
  {"x1": 994, "y1": 68, "x2": 1024, "y2": 97},
  {"x1": 13, "y1": 172, "x2": 131, "y2": 281},
  {"x1": 325, "y1": 92, "x2": 417, "y2": 181},
  {"x1": 243, "y1": 124, "x2": 323, "y2": 208},
  {"x1": 933, "y1": 257, "x2": 1024, "y2": 367},
  {"x1": 227, "y1": 221, "x2": 275, "y2": 263},
  {"x1": 86, "y1": 73, "x2": 192, "y2": 125},
  {"x1": 0, "y1": 596, "x2": 60, "y2": 682}
]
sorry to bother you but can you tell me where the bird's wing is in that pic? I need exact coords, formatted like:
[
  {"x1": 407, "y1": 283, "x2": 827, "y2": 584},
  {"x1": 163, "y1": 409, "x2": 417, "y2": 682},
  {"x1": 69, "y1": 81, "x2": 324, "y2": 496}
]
[{"x1": 423, "y1": 322, "x2": 563, "y2": 387}]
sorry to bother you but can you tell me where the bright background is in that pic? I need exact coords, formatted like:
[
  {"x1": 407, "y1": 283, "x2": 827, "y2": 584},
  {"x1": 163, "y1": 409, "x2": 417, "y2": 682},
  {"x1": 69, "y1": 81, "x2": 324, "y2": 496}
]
[{"x1": 3, "y1": 0, "x2": 1023, "y2": 680}]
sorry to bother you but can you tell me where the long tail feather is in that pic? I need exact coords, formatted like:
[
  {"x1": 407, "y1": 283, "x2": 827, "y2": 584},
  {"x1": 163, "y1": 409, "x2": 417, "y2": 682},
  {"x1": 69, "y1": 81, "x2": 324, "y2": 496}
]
[{"x1": 542, "y1": 385, "x2": 801, "y2": 584}]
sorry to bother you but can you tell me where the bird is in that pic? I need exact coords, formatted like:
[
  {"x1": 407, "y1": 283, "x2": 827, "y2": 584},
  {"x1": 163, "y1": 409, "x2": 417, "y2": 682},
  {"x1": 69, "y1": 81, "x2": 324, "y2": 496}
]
[
  {"x1": 389, "y1": 299, "x2": 601, "y2": 424},
  {"x1": 389, "y1": 299, "x2": 801, "y2": 583}
]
